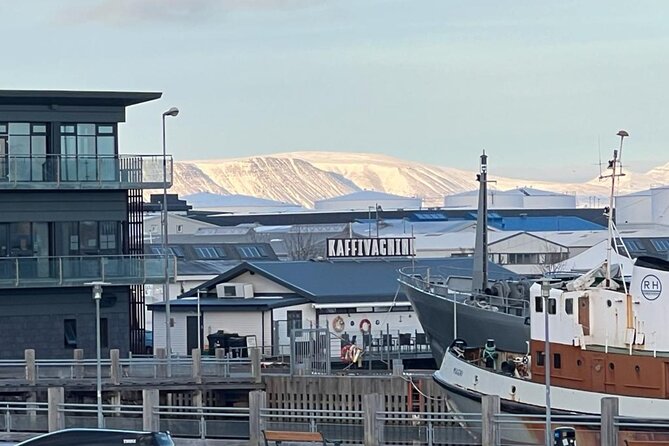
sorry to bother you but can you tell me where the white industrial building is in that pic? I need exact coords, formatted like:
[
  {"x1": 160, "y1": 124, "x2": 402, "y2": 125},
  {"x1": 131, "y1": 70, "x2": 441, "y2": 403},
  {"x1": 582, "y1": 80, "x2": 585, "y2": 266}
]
[
  {"x1": 616, "y1": 186, "x2": 669, "y2": 227},
  {"x1": 314, "y1": 191, "x2": 422, "y2": 211},
  {"x1": 444, "y1": 187, "x2": 576, "y2": 209},
  {"x1": 184, "y1": 192, "x2": 304, "y2": 214}
]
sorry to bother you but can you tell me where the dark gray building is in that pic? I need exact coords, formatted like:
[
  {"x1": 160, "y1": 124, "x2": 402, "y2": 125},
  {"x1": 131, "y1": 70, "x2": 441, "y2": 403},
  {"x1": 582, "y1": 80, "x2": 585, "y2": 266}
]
[{"x1": 0, "y1": 90, "x2": 174, "y2": 358}]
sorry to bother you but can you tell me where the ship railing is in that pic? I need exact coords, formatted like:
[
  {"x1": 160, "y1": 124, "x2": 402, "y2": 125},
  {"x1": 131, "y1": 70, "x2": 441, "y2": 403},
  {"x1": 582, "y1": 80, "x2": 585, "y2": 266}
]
[
  {"x1": 398, "y1": 267, "x2": 530, "y2": 318},
  {"x1": 615, "y1": 415, "x2": 669, "y2": 429}
]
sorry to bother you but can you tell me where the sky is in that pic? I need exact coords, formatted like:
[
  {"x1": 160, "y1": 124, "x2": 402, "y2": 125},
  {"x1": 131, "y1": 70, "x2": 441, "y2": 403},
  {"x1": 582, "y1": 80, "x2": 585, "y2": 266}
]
[{"x1": 1, "y1": 0, "x2": 668, "y2": 182}]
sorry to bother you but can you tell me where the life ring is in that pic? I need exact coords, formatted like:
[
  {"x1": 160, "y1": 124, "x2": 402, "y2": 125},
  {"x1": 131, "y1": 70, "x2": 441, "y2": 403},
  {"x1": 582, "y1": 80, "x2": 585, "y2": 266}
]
[
  {"x1": 340, "y1": 344, "x2": 362, "y2": 364},
  {"x1": 332, "y1": 316, "x2": 345, "y2": 333},
  {"x1": 359, "y1": 319, "x2": 372, "y2": 332}
]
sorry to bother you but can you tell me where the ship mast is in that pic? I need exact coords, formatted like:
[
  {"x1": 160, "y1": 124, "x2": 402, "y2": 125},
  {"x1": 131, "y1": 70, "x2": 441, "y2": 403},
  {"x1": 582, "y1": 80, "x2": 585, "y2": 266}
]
[
  {"x1": 601, "y1": 130, "x2": 629, "y2": 287},
  {"x1": 472, "y1": 151, "x2": 488, "y2": 293}
]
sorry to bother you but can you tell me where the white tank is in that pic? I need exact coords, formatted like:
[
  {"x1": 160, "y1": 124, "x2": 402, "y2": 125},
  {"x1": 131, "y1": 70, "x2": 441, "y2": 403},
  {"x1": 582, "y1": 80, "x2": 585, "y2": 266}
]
[
  {"x1": 519, "y1": 188, "x2": 576, "y2": 209},
  {"x1": 651, "y1": 186, "x2": 669, "y2": 225},
  {"x1": 443, "y1": 189, "x2": 523, "y2": 209},
  {"x1": 615, "y1": 190, "x2": 653, "y2": 225},
  {"x1": 314, "y1": 191, "x2": 422, "y2": 211}
]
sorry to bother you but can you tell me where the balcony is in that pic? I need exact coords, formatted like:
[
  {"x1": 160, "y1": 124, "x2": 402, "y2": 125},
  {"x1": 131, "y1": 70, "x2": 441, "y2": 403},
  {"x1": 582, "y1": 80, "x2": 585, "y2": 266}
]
[
  {"x1": 0, "y1": 154, "x2": 172, "y2": 190},
  {"x1": 0, "y1": 254, "x2": 176, "y2": 288}
]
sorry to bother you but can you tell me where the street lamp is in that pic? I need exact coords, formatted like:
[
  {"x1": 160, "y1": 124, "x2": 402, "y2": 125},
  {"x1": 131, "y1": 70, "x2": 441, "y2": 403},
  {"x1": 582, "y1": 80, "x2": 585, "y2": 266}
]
[
  {"x1": 85, "y1": 281, "x2": 111, "y2": 429},
  {"x1": 541, "y1": 279, "x2": 552, "y2": 446},
  {"x1": 161, "y1": 107, "x2": 179, "y2": 364}
]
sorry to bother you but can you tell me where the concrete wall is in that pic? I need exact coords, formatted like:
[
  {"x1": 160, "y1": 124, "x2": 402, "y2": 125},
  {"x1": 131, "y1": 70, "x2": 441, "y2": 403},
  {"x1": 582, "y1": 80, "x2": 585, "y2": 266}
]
[{"x1": 0, "y1": 286, "x2": 130, "y2": 358}]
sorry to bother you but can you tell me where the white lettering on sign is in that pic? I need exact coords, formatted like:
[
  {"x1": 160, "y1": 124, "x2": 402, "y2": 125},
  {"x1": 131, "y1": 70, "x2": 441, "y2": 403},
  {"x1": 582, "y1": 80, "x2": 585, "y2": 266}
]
[
  {"x1": 326, "y1": 237, "x2": 415, "y2": 258},
  {"x1": 640, "y1": 274, "x2": 662, "y2": 301}
]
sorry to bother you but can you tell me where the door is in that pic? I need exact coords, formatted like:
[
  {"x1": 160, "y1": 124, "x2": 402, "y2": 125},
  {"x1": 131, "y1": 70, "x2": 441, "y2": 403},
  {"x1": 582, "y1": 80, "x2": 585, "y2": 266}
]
[
  {"x1": 186, "y1": 316, "x2": 200, "y2": 354},
  {"x1": 578, "y1": 296, "x2": 590, "y2": 335}
]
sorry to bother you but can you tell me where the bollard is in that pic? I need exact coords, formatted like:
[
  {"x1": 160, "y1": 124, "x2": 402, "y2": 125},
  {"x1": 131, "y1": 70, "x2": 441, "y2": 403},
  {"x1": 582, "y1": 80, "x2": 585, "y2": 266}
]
[
  {"x1": 47, "y1": 387, "x2": 65, "y2": 432},
  {"x1": 192, "y1": 349, "x2": 202, "y2": 384},
  {"x1": 110, "y1": 349, "x2": 120, "y2": 385},
  {"x1": 142, "y1": 389, "x2": 160, "y2": 432},
  {"x1": 25, "y1": 349, "x2": 35, "y2": 384},
  {"x1": 249, "y1": 390, "x2": 267, "y2": 446},
  {"x1": 363, "y1": 393, "x2": 384, "y2": 446},
  {"x1": 250, "y1": 347, "x2": 262, "y2": 384},
  {"x1": 155, "y1": 348, "x2": 167, "y2": 379},
  {"x1": 601, "y1": 397, "x2": 619, "y2": 446},
  {"x1": 73, "y1": 349, "x2": 84, "y2": 379},
  {"x1": 481, "y1": 395, "x2": 500, "y2": 446}
]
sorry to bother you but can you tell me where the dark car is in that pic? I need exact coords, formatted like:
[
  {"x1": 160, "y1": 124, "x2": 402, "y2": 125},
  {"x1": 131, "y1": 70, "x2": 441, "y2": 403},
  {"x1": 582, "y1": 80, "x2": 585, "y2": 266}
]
[{"x1": 16, "y1": 429, "x2": 174, "y2": 446}]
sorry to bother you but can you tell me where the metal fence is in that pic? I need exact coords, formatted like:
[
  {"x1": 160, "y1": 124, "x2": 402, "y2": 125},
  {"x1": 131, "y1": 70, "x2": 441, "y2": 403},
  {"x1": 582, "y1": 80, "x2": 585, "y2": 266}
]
[
  {"x1": 261, "y1": 408, "x2": 364, "y2": 443},
  {"x1": 157, "y1": 406, "x2": 250, "y2": 439},
  {"x1": 290, "y1": 328, "x2": 331, "y2": 375}
]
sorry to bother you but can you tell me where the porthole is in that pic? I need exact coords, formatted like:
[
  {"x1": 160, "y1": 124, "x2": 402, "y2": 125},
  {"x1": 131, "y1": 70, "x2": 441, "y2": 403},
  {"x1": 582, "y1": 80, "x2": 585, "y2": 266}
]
[
  {"x1": 511, "y1": 386, "x2": 516, "y2": 394},
  {"x1": 577, "y1": 359, "x2": 582, "y2": 366},
  {"x1": 635, "y1": 365, "x2": 641, "y2": 373},
  {"x1": 606, "y1": 300, "x2": 612, "y2": 307},
  {"x1": 609, "y1": 363, "x2": 615, "y2": 370},
  {"x1": 350, "y1": 321, "x2": 355, "y2": 326}
]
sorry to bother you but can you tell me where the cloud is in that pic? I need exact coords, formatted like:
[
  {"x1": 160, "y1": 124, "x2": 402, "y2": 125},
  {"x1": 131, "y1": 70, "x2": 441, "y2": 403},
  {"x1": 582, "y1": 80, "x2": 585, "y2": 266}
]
[{"x1": 54, "y1": 0, "x2": 323, "y2": 25}]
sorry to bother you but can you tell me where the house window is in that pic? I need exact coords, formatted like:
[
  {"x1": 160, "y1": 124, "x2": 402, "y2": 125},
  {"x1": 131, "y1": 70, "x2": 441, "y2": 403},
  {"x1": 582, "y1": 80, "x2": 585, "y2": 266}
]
[
  {"x1": 287, "y1": 310, "x2": 302, "y2": 335},
  {"x1": 623, "y1": 239, "x2": 646, "y2": 252},
  {"x1": 565, "y1": 298, "x2": 573, "y2": 315},
  {"x1": 651, "y1": 239, "x2": 669, "y2": 252},
  {"x1": 238, "y1": 246, "x2": 268, "y2": 258},
  {"x1": 60, "y1": 123, "x2": 117, "y2": 181},
  {"x1": 64, "y1": 319, "x2": 77, "y2": 348},
  {"x1": 223, "y1": 285, "x2": 236, "y2": 297}
]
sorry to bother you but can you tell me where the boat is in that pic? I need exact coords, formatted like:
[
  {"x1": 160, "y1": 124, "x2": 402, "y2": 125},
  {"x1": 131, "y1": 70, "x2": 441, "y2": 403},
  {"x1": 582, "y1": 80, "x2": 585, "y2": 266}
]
[
  {"x1": 398, "y1": 151, "x2": 532, "y2": 365},
  {"x1": 15, "y1": 429, "x2": 174, "y2": 445},
  {"x1": 434, "y1": 131, "x2": 669, "y2": 444}
]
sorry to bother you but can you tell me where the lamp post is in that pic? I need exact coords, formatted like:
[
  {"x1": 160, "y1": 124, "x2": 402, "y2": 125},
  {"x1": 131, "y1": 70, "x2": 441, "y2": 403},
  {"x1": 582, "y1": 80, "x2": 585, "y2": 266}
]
[
  {"x1": 375, "y1": 203, "x2": 380, "y2": 238},
  {"x1": 541, "y1": 279, "x2": 552, "y2": 446},
  {"x1": 196, "y1": 289, "x2": 203, "y2": 352},
  {"x1": 85, "y1": 281, "x2": 111, "y2": 429},
  {"x1": 162, "y1": 107, "x2": 178, "y2": 365}
]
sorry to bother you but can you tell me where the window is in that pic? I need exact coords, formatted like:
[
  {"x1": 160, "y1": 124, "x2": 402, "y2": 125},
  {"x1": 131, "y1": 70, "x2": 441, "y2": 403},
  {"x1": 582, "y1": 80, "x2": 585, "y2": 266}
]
[
  {"x1": 237, "y1": 246, "x2": 268, "y2": 258},
  {"x1": 534, "y1": 296, "x2": 543, "y2": 312},
  {"x1": 287, "y1": 310, "x2": 302, "y2": 335},
  {"x1": 60, "y1": 123, "x2": 117, "y2": 181},
  {"x1": 651, "y1": 239, "x2": 669, "y2": 252},
  {"x1": 553, "y1": 353, "x2": 562, "y2": 369},
  {"x1": 565, "y1": 298, "x2": 573, "y2": 315},
  {"x1": 623, "y1": 239, "x2": 646, "y2": 252},
  {"x1": 101, "y1": 318, "x2": 109, "y2": 348},
  {"x1": 223, "y1": 285, "x2": 236, "y2": 297},
  {"x1": 64, "y1": 319, "x2": 77, "y2": 348},
  {"x1": 194, "y1": 246, "x2": 224, "y2": 259},
  {"x1": 536, "y1": 351, "x2": 545, "y2": 366},
  {"x1": 547, "y1": 298, "x2": 557, "y2": 315},
  {"x1": 151, "y1": 246, "x2": 185, "y2": 258},
  {"x1": 0, "y1": 122, "x2": 48, "y2": 182}
]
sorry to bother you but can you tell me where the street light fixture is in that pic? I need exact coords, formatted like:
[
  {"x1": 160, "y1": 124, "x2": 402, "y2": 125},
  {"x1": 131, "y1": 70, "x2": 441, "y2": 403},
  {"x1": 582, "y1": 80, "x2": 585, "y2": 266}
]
[
  {"x1": 161, "y1": 107, "x2": 179, "y2": 366},
  {"x1": 85, "y1": 280, "x2": 111, "y2": 429}
]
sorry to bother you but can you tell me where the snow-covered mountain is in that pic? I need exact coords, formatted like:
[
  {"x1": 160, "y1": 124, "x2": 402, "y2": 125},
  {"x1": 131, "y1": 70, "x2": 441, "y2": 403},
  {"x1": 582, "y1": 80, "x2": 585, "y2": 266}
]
[{"x1": 167, "y1": 152, "x2": 668, "y2": 208}]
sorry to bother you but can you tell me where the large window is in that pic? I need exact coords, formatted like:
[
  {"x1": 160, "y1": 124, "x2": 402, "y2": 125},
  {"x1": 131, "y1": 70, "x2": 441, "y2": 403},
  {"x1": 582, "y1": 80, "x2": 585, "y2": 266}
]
[
  {"x1": 0, "y1": 222, "x2": 49, "y2": 257},
  {"x1": 0, "y1": 122, "x2": 47, "y2": 182},
  {"x1": 60, "y1": 124, "x2": 117, "y2": 181},
  {"x1": 55, "y1": 221, "x2": 123, "y2": 256},
  {"x1": 64, "y1": 319, "x2": 77, "y2": 348}
]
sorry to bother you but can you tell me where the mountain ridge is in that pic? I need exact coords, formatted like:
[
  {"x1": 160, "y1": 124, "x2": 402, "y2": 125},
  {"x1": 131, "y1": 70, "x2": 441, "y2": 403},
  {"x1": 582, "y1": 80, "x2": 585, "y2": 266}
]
[{"x1": 169, "y1": 152, "x2": 667, "y2": 208}]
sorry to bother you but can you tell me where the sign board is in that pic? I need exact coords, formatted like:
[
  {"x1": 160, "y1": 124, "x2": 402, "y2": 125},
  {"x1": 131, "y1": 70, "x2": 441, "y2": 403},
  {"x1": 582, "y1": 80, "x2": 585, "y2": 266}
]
[{"x1": 326, "y1": 237, "x2": 415, "y2": 258}]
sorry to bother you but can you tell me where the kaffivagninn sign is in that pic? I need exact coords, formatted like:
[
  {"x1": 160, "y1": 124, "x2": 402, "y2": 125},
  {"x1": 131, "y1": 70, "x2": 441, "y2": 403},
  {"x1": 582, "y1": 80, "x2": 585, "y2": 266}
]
[{"x1": 326, "y1": 237, "x2": 415, "y2": 258}]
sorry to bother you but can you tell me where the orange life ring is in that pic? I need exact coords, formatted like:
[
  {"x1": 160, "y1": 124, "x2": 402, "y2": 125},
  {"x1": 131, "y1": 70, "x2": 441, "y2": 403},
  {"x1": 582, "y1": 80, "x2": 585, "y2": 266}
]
[
  {"x1": 359, "y1": 319, "x2": 372, "y2": 332},
  {"x1": 332, "y1": 316, "x2": 345, "y2": 333}
]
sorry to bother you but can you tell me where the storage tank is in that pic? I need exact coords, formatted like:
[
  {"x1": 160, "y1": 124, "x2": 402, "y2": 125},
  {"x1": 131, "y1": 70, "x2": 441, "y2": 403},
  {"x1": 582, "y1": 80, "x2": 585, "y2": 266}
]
[
  {"x1": 615, "y1": 190, "x2": 652, "y2": 225},
  {"x1": 184, "y1": 192, "x2": 304, "y2": 214},
  {"x1": 314, "y1": 190, "x2": 421, "y2": 211},
  {"x1": 443, "y1": 189, "x2": 523, "y2": 209},
  {"x1": 519, "y1": 187, "x2": 576, "y2": 209},
  {"x1": 651, "y1": 186, "x2": 669, "y2": 225}
]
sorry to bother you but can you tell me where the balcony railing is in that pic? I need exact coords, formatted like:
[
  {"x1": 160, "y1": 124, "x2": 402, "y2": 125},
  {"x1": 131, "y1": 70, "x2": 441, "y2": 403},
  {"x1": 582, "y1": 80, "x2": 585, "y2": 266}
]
[
  {"x1": 0, "y1": 254, "x2": 176, "y2": 288},
  {"x1": 0, "y1": 154, "x2": 172, "y2": 189}
]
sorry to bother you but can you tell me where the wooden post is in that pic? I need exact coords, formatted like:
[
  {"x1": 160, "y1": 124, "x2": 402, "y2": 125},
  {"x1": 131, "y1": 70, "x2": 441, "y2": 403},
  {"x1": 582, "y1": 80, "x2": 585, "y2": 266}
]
[
  {"x1": 110, "y1": 349, "x2": 120, "y2": 385},
  {"x1": 250, "y1": 347, "x2": 262, "y2": 384},
  {"x1": 142, "y1": 389, "x2": 160, "y2": 432},
  {"x1": 73, "y1": 348, "x2": 84, "y2": 379},
  {"x1": 192, "y1": 348, "x2": 202, "y2": 384},
  {"x1": 363, "y1": 393, "x2": 384, "y2": 446},
  {"x1": 155, "y1": 348, "x2": 167, "y2": 378},
  {"x1": 47, "y1": 387, "x2": 65, "y2": 432},
  {"x1": 249, "y1": 390, "x2": 267, "y2": 446},
  {"x1": 25, "y1": 349, "x2": 35, "y2": 384},
  {"x1": 601, "y1": 397, "x2": 619, "y2": 446},
  {"x1": 481, "y1": 394, "x2": 500, "y2": 446}
]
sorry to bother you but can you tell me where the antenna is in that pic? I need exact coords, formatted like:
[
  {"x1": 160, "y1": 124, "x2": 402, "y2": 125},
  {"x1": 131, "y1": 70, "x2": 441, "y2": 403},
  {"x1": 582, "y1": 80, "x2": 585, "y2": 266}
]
[
  {"x1": 597, "y1": 135, "x2": 603, "y2": 178},
  {"x1": 600, "y1": 129, "x2": 629, "y2": 287}
]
